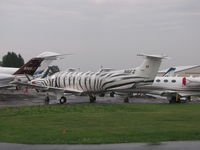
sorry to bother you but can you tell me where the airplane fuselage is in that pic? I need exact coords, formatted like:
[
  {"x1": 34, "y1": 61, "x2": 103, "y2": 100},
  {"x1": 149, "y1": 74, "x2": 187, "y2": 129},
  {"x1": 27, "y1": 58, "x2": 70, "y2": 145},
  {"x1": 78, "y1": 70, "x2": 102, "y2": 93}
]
[
  {"x1": 0, "y1": 67, "x2": 18, "y2": 75},
  {"x1": 35, "y1": 70, "x2": 153, "y2": 93},
  {"x1": 153, "y1": 76, "x2": 200, "y2": 91}
]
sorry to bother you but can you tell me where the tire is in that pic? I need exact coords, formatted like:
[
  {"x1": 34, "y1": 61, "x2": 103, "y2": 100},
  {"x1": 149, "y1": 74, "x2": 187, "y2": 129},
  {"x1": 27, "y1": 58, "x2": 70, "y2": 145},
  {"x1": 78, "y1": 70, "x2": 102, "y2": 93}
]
[
  {"x1": 124, "y1": 97, "x2": 129, "y2": 103},
  {"x1": 89, "y1": 96, "x2": 96, "y2": 103},
  {"x1": 60, "y1": 96, "x2": 67, "y2": 104},
  {"x1": 186, "y1": 96, "x2": 191, "y2": 102},
  {"x1": 169, "y1": 96, "x2": 176, "y2": 104},
  {"x1": 99, "y1": 93, "x2": 105, "y2": 97},
  {"x1": 110, "y1": 92, "x2": 115, "y2": 97}
]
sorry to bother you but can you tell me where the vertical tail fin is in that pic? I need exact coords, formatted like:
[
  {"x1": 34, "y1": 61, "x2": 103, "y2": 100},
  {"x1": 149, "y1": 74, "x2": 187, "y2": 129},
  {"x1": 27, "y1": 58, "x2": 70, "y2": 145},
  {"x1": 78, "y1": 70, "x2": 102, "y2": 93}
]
[
  {"x1": 13, "y1": 58, "x2": 44, "y2": 75},
  {"x1": 134, "y1": 54, "x2": 166, "y2": 80},
  {"x1": 13, "y1": 51, "x2": 61, "y2": 76}
]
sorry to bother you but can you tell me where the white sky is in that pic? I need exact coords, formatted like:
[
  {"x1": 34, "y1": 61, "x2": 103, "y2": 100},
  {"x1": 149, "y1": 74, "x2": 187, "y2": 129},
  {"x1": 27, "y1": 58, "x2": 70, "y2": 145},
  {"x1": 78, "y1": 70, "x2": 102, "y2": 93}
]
[{"x1": 0, "y1": 0, "x2": 200, "y2": 71}]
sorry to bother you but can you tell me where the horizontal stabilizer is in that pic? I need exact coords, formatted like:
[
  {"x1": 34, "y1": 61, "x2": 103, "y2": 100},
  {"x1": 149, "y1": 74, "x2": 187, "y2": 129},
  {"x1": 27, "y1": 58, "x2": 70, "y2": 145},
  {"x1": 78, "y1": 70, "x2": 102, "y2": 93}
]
[
  {"x1": 137, "y1": 54, "x2": 168, "y2": 59},
  {"x1": 36, "y1": 51, "x2": 73, "y2": 60}
]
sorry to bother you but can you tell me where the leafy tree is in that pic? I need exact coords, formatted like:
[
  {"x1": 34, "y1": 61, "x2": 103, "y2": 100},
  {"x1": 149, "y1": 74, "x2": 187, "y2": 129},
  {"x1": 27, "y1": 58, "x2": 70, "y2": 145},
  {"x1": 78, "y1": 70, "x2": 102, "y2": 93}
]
[{"x1": 2, "y1": 52, "x2": 24, "y2": 68}]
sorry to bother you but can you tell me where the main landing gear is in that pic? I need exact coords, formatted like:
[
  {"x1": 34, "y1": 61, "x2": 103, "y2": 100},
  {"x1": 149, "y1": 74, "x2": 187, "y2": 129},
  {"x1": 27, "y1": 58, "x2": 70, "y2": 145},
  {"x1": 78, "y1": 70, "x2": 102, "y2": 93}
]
[
  {"x1": 124, "y1": 97, "x2": 129, "y2": 103},
  {"x1": 59, "y1": 96, "x2": 67, "y2": 104},
  {"x1": 110, "y1": 91, "x2": 115, "y2": 97},
  {"x1": 89, "y1": 95, "x2": 96, "y2": 103},
  {"x1": 45, "y1": 93, "x2": 67, "y2": 104},
  {"x1": 169, "y1": 95, "x2": 180, "y2": 104}
]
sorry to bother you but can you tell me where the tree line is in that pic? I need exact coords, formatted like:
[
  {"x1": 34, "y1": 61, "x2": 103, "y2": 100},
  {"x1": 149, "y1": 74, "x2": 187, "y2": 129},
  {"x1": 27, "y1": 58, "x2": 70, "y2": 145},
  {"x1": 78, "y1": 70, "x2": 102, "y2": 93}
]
[{"x1": 0, "y1": 52, "x2": 24, "y2": 68}]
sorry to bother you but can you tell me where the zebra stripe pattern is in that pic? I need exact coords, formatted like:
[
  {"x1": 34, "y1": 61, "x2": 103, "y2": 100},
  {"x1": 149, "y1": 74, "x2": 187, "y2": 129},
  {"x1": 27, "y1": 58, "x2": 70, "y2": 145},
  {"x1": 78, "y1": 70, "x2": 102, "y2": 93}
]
[{"x1": 35, "y1": 70, "x2": 153, "y2": 93}]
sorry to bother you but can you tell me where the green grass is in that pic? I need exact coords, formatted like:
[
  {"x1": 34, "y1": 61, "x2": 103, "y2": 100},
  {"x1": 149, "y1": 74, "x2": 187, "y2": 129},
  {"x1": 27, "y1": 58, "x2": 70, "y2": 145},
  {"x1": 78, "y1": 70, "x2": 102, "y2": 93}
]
[{"x1": 1, "y1": 104, "x2": 200, "y2": 144}]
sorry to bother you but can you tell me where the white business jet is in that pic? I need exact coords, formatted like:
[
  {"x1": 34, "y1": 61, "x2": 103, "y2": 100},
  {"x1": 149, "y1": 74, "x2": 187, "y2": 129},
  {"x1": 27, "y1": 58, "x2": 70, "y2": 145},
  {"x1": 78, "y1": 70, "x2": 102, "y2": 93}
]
[
  {"x1": 0, "y1": 51, "x2": 62, "y2": 89},
  {"x1": 132, "y1": 67, "x2": 200, "y2": 103}
]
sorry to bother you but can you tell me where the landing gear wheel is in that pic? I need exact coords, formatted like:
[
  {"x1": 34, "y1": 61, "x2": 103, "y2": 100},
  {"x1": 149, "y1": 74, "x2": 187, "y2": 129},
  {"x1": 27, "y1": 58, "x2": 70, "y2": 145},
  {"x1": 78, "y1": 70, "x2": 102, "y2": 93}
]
[
  {"x1": 186, "y1": 96, "x2": 191, "y2": 102},
  {"x1": 124, "y1": 97, "x2": 129, "y2": 103},
  {"x1": 110, "y1": 92, "x2": 115, "y2": 97},
  {"x1": 99, "y1": 93, "x2": 105, "y2": 97},
  {"x1": 89, "y1": 96, "x2": 96, "y2": 103},
  {"x1": 60, "y1": 96, "x2": 67, "y2": 104},
  {"x1": 169, "y1": 96, "x2": 176, "y2": 103}
]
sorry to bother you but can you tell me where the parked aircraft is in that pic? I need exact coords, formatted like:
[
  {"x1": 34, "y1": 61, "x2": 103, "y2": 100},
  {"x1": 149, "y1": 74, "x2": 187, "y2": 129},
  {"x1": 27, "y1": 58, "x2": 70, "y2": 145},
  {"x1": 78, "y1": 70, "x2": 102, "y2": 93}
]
[
  {"x1": 0, "y1": 51, "x2": 62, "y2": 89},
  {"x1": 129, "y1": 67, "x2": 200, "y2": 103},
  {"x1": 142, "y1": 76, "x2": 200, "y2": 103},
  {"x1": 12, "y1": 54, "x2": 165, "y2": 104}
]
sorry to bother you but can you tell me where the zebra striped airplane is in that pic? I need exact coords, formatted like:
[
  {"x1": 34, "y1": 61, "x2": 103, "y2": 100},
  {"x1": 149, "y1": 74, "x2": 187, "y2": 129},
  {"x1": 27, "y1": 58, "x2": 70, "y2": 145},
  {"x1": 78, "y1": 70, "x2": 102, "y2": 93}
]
[{"x1": 12, "y1": 54, "x2": 166, "y2": 104}]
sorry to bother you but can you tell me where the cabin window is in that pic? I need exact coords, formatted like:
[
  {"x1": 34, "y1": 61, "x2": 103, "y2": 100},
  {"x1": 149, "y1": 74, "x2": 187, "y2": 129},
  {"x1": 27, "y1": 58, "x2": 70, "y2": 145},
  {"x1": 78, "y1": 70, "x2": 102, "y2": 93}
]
[
  {"x1": 164, "y1": 79, "x2": 168, "y2": 83},
  {"x1": 171, "y1": 79, "x2": 176, "y2": 83},
  {"x1": 156, "y1": 79, "x2": 160, "y2": 82}
]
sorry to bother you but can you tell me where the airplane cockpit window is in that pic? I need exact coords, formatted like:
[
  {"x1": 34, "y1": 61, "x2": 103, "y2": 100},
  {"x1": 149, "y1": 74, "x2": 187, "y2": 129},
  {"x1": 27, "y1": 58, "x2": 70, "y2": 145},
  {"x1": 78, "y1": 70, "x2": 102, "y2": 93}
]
[
  {"x1": 171, "y1": 79, "x2": 176, "y2": 83},
  {"x1": 156, "y1": 79, "x2": 161, "y2": 82},
  {"x1": 164, "y1": 79, "x2": 168, "y2": 83}
]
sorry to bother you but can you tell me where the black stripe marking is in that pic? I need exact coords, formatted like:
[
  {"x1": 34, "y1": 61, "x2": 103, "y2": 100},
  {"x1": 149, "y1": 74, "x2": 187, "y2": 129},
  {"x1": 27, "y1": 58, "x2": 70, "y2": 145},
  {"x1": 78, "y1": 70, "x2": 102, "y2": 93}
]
[
  {"x1": 110, "y1": 73, "x2": 128, "y2": 77},
  {"x1": 105, "y1": 81, "x2": 137, "y2": 90}
]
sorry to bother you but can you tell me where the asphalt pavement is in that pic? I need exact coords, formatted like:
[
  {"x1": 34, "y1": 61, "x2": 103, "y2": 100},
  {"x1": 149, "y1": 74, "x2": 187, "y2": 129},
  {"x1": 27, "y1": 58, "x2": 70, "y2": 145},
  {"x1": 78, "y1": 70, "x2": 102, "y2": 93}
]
[
  {"x1": 0, "y1": 89, "x2": 170, "y2": 107},
  {"x1": 1, "y1": 141, "x2": 200, "y2": 150}
]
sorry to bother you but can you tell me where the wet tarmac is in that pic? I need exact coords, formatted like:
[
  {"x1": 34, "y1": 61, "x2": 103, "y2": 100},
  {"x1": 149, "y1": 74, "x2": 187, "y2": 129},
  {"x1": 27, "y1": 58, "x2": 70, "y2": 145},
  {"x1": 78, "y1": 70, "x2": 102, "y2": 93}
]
[
  {"x1": 0, "y1": 89, "x2": 172, "y2": 107},
  {"x1": 1, "y1": 141, "x2": 200, "y2": 150},
  {"x1": 1, "y1": 89, "x2": 200, "y2": 107}
]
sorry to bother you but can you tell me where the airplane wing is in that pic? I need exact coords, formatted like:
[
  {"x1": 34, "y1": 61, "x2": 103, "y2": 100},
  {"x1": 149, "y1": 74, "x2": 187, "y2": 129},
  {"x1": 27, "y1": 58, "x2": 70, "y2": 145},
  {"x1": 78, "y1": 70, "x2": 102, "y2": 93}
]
[
  {"x1": 11, "y1": 81, "x2": 83, "y2": 94},
  {"x1": 147, "y1": 89, "x2": 200, "y2": 97},
  {"x1": 0, "y1": 85, "x2": 15, "y2": 89},
  {"x1": 176, "y1": 91, "x2": 200, "y2": 97}
]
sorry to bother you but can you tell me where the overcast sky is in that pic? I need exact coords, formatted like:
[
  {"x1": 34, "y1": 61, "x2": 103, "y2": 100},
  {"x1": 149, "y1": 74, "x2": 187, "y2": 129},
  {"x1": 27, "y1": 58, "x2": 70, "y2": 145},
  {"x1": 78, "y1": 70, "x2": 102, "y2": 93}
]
[{"x1": 1, "y1": 0, "x2": 200, "y2": 71}]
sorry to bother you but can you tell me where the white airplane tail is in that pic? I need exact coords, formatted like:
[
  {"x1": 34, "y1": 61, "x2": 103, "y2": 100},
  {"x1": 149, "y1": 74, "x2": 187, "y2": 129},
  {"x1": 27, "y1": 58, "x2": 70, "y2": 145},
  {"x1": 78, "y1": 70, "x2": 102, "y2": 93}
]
[{"x1": 134, "y1": 54, "x2": 166, "y2": 80}]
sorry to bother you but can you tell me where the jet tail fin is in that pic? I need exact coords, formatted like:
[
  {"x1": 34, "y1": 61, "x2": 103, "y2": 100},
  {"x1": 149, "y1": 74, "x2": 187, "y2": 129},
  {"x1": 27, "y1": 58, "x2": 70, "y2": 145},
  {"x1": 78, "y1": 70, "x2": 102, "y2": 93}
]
[
  {"x1": 13, "y1": 51, "x2": 62, "y2": 76},
  {"x1": 134, "y1": 54, "x2": 166, "y2": 80},
  {"x1": 13, "y1": 58, "x2": 44, "y2": 75}
]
